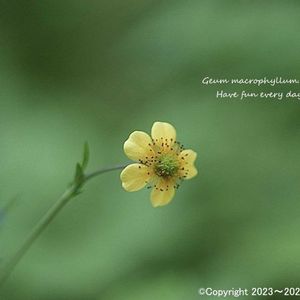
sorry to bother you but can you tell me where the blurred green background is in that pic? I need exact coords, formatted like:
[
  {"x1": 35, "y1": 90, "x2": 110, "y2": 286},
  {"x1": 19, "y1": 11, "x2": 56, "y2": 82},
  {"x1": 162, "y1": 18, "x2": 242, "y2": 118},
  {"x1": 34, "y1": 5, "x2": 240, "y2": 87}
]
[{"x1": 1, "y1": 0, "x2": 300, "y2": 299}]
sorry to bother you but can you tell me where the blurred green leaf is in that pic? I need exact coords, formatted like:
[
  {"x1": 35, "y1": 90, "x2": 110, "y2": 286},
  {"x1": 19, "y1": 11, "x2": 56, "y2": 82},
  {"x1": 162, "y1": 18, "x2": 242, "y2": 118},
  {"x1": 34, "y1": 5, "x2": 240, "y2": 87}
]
[{"x1": 74, "y1": 163, "x2": 84, "y2": 187}]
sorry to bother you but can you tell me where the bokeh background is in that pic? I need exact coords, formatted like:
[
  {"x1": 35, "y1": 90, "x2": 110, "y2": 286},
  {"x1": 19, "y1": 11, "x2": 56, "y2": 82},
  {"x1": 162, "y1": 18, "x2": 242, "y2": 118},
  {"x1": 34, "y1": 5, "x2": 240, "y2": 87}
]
[{"x1": 1, "y1": 0, "x2": 300, "y2": 299}]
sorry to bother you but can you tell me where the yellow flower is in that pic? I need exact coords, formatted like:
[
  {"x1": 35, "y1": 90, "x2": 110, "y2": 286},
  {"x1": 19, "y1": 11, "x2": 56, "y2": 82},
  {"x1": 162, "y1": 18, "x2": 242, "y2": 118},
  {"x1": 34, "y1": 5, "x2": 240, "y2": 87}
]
[{"x1": 120, "y1": 122, "x2": 197, "y2": 207}]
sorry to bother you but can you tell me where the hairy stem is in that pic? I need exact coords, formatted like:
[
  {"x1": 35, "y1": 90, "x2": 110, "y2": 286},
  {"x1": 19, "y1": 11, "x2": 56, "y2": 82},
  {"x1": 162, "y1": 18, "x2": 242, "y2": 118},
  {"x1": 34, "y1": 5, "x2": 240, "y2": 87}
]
[{"x1": 0, "y1": 164, "x2": 128, "y2": 287}]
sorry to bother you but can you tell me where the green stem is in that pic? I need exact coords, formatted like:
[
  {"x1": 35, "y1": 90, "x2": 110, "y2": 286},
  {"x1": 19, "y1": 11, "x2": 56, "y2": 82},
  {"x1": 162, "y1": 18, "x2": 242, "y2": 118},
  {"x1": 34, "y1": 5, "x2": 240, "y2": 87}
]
[
  {"x1": 85, "y1": 164, "x2": 128, "y2": 181},
  {"x1": 0, "y1": 164, "x2": 128, "y2": 287}
]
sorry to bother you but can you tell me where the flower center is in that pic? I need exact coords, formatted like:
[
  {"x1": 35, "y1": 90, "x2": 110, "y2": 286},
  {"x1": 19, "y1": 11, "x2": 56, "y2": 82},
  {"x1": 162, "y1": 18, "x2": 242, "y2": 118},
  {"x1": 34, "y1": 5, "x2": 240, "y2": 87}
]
[{"x1": 154, "y1": 155, "x2": 179, "y2": 178}]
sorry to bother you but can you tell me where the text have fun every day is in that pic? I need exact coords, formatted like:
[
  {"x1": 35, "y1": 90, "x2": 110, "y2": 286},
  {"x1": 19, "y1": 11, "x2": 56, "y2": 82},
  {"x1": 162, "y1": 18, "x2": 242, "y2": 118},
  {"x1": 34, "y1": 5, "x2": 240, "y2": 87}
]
[{"x1": 216, "y1": 90, "x2": 300, "y2": 100}]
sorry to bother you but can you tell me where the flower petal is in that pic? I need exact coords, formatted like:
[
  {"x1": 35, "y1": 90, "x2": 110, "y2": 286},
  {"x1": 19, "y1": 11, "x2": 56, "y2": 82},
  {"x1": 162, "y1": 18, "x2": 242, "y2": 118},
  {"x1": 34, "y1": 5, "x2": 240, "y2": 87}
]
[
  {"x1": 124, "y1": 131, "x2": 153, "y2": 161},
  {"x1": 151, "y1": 122, "x2": 176, "y2": 145},
  {"x1": 150, "y1": 180, "x2": 175, "y2": 207},
  {"x1": 179, "y1": 149, "x2": 198, "y2": 179},
  {"x1": 120, "y1": 163, "x2": 151, "y2": 192}
]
